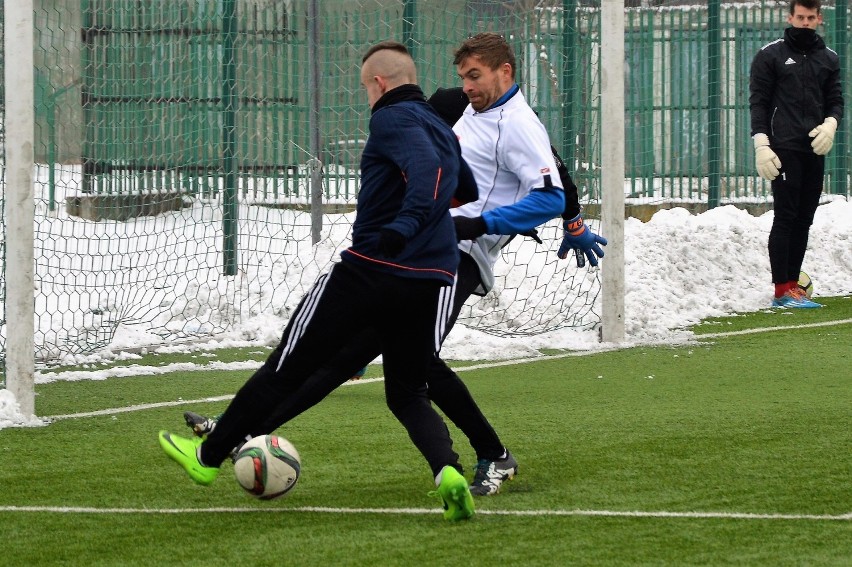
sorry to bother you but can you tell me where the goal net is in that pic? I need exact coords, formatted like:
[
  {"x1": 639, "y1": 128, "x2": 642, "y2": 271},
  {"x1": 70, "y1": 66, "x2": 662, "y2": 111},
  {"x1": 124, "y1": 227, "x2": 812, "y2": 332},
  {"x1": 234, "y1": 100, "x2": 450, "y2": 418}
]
[{"x1": 2, "y1": 0, "x2": 605, "y2": 364}]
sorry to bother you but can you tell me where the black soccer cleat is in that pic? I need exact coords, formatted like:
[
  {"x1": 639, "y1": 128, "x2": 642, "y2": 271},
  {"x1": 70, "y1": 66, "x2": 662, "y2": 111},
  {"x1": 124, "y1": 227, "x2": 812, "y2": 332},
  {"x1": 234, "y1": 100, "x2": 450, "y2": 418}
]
[
  {"x1": 469, "y1": 450, "x2": 518, "y2": 496},
  {"x1": 184, "y1": 411, "x2": 250, "y2": 462},
  {"x1": 183, "y1": 411, "x2": 219, "y2": 437}
]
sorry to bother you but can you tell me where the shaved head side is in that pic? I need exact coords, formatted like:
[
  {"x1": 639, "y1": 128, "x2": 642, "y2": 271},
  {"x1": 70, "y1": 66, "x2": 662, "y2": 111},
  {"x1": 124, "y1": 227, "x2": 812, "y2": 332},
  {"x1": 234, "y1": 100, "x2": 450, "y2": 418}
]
[
  {"x1": 360, "y1": 40, "x2": 419, "y2": 108},
  {"x1": 361, "y1": 41, "x2": 417, "y2": 88}
]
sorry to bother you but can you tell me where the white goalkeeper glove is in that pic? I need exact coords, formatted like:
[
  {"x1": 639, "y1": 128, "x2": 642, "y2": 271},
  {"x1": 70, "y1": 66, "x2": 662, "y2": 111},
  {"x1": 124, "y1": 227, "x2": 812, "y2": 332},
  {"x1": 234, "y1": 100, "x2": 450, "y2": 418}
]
[
  {"x1": 809, "y1": 116, "x2": 837, "y2": 156},
  {"x1": 753, "y1": 133, "x2": 781, "y2": 181}
]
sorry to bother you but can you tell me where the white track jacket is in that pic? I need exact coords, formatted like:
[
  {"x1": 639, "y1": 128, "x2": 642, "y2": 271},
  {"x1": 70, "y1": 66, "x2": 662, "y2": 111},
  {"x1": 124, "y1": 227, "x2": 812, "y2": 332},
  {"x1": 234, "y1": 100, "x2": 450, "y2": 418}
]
[{"x1": 451, "y1": 88, "x2": 563, "y2": 294}]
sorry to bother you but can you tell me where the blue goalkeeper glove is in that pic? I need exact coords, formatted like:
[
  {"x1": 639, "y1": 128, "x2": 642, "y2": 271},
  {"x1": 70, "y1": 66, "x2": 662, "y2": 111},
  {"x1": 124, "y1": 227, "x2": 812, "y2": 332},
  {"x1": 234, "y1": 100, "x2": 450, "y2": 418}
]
[{"x1": 557, "y1": 214, "x2": 607, "y2": 267}]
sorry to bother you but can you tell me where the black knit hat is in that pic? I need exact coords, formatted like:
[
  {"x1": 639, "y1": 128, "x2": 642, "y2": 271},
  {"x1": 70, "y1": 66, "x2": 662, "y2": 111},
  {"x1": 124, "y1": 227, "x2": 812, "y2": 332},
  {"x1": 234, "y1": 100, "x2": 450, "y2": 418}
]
[{"x1": 427, "y1": 87, "x2": 469, "y2": 127}]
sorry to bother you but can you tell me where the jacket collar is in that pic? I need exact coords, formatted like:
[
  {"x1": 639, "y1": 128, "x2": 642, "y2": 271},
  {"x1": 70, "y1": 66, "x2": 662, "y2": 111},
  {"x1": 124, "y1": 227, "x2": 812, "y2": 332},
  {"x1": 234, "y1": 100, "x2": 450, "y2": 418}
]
[
  {"x1": 485, "y1": 83, "x2": 521, "y2": 111},
  {"x1": 371, "y1": 84, "x2": 426, "y2": 114},
  {"x1": 783, "y1": 26, "x2": 825, "y2": 53}
]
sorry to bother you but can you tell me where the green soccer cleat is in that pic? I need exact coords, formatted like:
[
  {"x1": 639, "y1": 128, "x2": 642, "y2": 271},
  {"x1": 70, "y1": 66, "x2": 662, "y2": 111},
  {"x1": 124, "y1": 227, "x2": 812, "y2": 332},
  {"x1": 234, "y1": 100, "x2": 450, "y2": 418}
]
[
  {"x1": 430, "y1": 465, "x2": 475, "y2": 521},
  {"x1": 158, "y1": 430, "x2": 220, "y2": 486}
]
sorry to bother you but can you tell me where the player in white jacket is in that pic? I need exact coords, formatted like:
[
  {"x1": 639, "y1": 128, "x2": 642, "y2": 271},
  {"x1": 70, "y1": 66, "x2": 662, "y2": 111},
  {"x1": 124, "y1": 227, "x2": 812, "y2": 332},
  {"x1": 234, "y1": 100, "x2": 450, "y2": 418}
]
[
  {"x1": 433, "y1": 32, "x2": 606, "y2": 493},
  {"x1": 450, "y1": 32, "x2": 605, "y2": 292}
]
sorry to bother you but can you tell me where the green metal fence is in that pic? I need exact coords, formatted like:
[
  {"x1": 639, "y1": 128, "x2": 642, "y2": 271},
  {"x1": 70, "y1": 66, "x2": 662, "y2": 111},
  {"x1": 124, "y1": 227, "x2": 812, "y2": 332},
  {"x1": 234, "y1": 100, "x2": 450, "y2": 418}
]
[
  {"x1": 622, "y1": 3, "x2": 849, "y2": 201},
  {"x1": 12, "y1": 0, "x2": 852, "y2": 246},
  {"x1": 23, "y1": 1, "x2": 851, "y2": 207},
  {"x1": 78, "y1": 0, "x2": 303, "y2": 197}
]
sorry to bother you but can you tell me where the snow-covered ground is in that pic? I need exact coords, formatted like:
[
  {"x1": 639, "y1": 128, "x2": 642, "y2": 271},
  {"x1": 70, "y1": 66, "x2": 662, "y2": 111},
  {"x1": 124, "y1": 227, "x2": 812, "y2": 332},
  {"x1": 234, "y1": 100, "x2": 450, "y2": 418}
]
[{"x1": 2, "y1": 195, "x2": 850, "y2": 428}]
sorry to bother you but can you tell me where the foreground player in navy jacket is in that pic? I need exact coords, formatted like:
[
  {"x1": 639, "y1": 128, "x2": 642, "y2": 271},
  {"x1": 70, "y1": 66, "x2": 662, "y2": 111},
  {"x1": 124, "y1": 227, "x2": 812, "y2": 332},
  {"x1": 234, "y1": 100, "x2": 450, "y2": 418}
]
[{"x1": 158, "y1": 41, "x2": 475, "y2": 521}]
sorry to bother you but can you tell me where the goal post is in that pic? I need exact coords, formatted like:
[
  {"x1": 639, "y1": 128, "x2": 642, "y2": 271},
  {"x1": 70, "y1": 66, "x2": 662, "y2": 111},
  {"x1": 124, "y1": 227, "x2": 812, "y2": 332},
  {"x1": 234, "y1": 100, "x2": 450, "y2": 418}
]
[
  {"x1": 3, "y1": 0, "x2": 36, "y2": 416},
  {"x1": 600, "y1": 0, "x2": 625, "y2": 343}
]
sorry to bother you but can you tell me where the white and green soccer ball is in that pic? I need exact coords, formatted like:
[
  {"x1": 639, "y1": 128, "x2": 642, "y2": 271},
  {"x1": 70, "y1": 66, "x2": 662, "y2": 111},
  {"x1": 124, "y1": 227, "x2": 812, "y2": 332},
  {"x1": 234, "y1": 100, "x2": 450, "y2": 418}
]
[{"x1": 232, "y1": 435, "x2": 301, "y2": 500}]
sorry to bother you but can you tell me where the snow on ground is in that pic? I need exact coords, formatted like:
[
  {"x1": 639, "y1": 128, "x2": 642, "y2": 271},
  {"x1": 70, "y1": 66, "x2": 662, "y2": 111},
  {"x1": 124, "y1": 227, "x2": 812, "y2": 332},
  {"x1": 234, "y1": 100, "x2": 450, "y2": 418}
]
[{"x1": 2, "y1": 197, "x2": 850, "y2": 427}]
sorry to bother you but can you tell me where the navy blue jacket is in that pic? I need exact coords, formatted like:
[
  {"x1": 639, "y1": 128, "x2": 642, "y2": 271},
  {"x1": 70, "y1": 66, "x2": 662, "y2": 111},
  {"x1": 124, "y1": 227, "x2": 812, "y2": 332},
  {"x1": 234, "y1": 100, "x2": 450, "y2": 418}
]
[{"x1": 342, "y1": 85, "x2": 472, "y2": 285}]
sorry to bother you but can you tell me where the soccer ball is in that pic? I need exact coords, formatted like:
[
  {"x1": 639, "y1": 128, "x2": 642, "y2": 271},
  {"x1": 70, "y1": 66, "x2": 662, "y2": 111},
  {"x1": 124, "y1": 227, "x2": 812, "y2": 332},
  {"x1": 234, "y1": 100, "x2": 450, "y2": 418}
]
[
  {"x1": 798, "y1": 271, "x2": 814, "y2": 298},
  {"x1": 232, "y1": 435, "x2": 301, "y2": 500}
]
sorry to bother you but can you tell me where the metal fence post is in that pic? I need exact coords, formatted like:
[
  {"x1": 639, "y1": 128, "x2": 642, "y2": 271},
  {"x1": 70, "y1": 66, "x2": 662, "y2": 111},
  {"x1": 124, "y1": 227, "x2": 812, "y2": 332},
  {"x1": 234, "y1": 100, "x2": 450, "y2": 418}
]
[
  {"x1": 403, "y1": 0, "x2": 417, "y2": 59},
  {"x1": 222, "y1": 0, "x2": 238, "y2": 275},
  {"x1": 830, "y1": 0, "x2": 848, "y2": 195},
  {"x1": 562, "y1": 0, "x2": 577, "y2": 171},
  {"x1": 308, "y1": 0, "x2": 323, "y2": 245},
  {"x1": 707, "y1": 0, "x2": 721, "y2": 208}
]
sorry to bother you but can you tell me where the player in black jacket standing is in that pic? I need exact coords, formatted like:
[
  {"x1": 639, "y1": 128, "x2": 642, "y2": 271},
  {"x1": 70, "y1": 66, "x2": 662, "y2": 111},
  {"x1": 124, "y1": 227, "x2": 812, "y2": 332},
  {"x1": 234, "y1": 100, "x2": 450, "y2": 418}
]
[
  {"x1": 749, "y1": 0, "x2": 843, "y2": 308},
  {"x1": 158, "y1": 41, "x2": 476, "y2": 521}
]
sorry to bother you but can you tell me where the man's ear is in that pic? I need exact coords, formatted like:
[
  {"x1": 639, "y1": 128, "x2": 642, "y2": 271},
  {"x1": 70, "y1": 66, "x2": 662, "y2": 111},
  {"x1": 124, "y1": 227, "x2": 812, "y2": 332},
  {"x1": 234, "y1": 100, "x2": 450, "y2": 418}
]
[{"x1": 374, "y1": 75, "x2": 388, "y2": 95}]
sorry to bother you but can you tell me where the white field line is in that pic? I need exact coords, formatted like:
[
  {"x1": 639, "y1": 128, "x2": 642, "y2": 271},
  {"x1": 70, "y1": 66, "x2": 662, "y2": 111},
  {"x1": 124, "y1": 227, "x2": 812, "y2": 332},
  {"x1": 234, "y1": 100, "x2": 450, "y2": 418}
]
[
  {"x1": 0, "y1": 505, "x2": 849, "y2": 521},
  {"x1": 693, "y1": 317, "x2": 852, "y2": 339},
  {"x1": 43, "y1": 317, "x2": 852, "y2": 423}
]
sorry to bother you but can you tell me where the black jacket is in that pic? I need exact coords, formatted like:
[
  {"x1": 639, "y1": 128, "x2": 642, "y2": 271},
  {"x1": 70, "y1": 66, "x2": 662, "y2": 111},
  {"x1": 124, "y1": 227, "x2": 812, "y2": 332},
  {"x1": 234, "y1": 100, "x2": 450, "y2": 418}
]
[{"x1": 749, "y1": 27, "x2": 844, "y2": 153}]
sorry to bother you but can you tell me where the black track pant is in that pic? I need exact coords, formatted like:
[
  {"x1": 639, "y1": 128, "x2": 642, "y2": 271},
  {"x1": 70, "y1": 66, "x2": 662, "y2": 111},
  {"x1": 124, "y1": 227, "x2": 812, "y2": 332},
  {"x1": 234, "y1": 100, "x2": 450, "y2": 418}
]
[
  {"x1": 241, "y1": 252, "x2": 505, "y2": 462},
  {"x1": 769, "y1": 150, "x2": 824, "y2": 284},
  {"x1": 200, "y1": 261, "x2": 461, "y2": 477}
]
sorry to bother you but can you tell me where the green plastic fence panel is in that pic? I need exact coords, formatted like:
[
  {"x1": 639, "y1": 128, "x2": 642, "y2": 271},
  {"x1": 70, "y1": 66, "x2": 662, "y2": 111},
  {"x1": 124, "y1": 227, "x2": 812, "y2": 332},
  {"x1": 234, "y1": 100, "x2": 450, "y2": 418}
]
[
  {"x1": 80, "y1": 0, "x2": 304, "y2": 198},
  {"x1": 625, "y1": 26, "x2": 654, "y2": 197},
  {"x1": 669, "y1": 29, "x2": 708, "y2": 183},
  {"x1": 572, "y1": 7, "x2": 601, "y2": 203}
]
